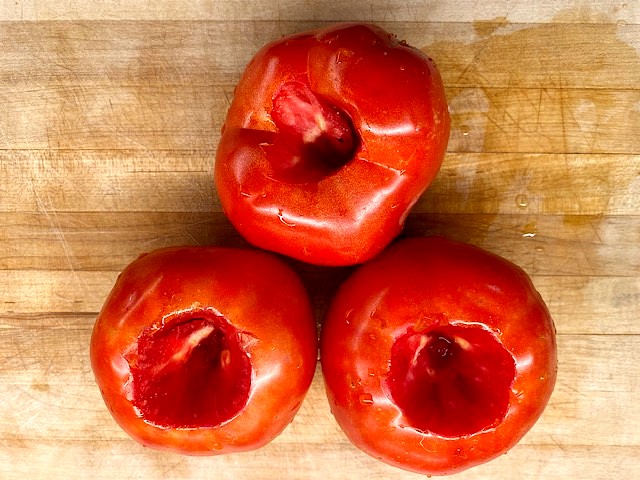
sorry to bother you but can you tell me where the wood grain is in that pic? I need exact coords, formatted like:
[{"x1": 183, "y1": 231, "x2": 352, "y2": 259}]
[{"x1": 1, "y1": 2, "x2": 639, "y2": 479}]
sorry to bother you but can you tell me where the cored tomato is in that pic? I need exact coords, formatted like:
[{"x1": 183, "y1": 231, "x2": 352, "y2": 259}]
[
  {"x1": 215, "y1": 23, "x2": 450, "y2": 266},
  {"x1": 320, "y1": 237, "x2": 557, "y2": 475},
  {"x1": 90, "y1": 246, "x2": 317, "y2": 454}
]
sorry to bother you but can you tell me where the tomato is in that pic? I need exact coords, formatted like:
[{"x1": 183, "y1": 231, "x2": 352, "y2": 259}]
[
  {"x1": 320, "y1": 237, "x2": 557, "y2": 475},
  {"x1": 90, "y1": 246, "x2": 317, "y2": 454},
  {"x1": 215, "y1": 23, "x2": 450, "y2": 266}
]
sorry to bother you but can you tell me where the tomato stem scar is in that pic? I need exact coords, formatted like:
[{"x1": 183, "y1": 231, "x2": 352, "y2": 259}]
[
  {"x1": 126, "y1": 312, "x2": 252, "y2": 429},
  {"x1": 387, "y1": 324, "x2": 516, "y2": 437}
]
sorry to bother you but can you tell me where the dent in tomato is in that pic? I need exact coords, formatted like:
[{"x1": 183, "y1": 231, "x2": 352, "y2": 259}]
[
  {"x1": 320, "y1": 237, "x2": 557, "y2": 475},
  {"x1": 90, "y1": 246, "x2": 318, "y2": 455},
  {"x1": 215, "y1": 23, "x2": 450, "y2": 266}
]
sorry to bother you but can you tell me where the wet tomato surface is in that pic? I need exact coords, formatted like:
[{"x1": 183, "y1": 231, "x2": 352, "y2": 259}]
[{"x1": 320, "y1": 237, "x2": 557, "y2": 475}]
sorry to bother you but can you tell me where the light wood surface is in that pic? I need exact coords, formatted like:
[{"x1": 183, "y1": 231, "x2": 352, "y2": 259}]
[{"x1": 1, "y1": 1, "x2": 639, "y2": 478}]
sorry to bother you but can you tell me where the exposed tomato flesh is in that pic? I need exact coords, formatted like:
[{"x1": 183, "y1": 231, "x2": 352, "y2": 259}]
[
  {"x1": 125, "y1": 311, "x2": 252, "y2": 428},
  {"x1": 266, "y1": 81, "x2": 358, "y2": 183},
  {"x1": 386, "y1": 324, "x2": 516, "y2": 437}
]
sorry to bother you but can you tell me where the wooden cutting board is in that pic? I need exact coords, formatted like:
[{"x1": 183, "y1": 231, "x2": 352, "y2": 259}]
[{"x1": 1, "y1": 2, "x2": 639, "y2": 479}]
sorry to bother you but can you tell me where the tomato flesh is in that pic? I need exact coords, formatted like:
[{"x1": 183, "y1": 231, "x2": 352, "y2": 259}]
[
  {"x1": 386, "y1": 324, "x2": 516, "y2": 437},
  {"x1": 125, "y1": 310, "x2": 252, "y2": 429},
  {"x1": 267, "y1": 81, "x2": 358, "y2": 183}
]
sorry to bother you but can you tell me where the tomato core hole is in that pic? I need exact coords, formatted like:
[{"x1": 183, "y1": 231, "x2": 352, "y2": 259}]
[
  {"x1": 386, "y1": 324, "x2": 516, "y2": 437},
  {"x1": 126, "y1": 311, "x2": 252, "y2": 428},
  {"x1": 267, "y1": 81, "x2": 358, "y2": 183}
]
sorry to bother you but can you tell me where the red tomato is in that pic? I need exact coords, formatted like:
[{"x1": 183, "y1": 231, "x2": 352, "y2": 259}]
[
  {"x1": 215, "y1": 23, "x2": 450, "y2": 266},
  {"x1": 320, "y1": 237, "x2": 557, "y2": 475},
  {"x1": 90, "y1": 246, "x2": 317, "y2": 454}
]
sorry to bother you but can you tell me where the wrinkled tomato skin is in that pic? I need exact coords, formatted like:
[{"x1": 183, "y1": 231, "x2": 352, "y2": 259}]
[
  {"x1": 320, "y1": 237, "x2": 557, "y2": 475},
  {"x1": 215, "y1": 23, "x2": 450, "y2": 266},
  {"x1": 90, "y1": 246, "x2": 317, "y2": 455}
]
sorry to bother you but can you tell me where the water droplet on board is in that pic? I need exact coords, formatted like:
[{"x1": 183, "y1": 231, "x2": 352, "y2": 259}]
[
  {"x1": 515, "y1": 194, "x2": 528, "y2": 208},
  {"x1": 521, "y1": 222, "x2": 537, "y2": 238}
]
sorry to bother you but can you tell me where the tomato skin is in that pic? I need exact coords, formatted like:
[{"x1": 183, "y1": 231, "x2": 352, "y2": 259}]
[
  {"x1": 320, "y1": 237, "x2": 557, "y2": 475},
  {"x1": 215, "y1": 23, "x2": 450, "y2": 266},
  {"x1": 90, "y1": 246, "x2": 317, "y2": 455}
]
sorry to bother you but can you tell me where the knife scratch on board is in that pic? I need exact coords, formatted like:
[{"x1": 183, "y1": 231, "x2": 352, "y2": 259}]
[{"x1": 30, "y1": 177, "x2": 81, "y2": 278}]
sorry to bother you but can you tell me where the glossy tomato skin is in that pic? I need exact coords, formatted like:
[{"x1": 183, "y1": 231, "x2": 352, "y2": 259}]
[
  {"x1": 320, "y1": 237, "x2": 557, "y2": 475},
  {"x1": 90, "y1": 246, "x2": 317, "y2": 455},
  {"x1": 215, "y1": 23, "x2": 450, "y2": 266}
]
